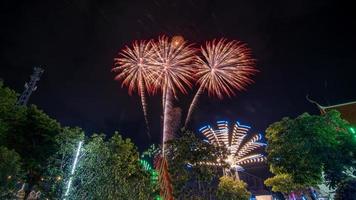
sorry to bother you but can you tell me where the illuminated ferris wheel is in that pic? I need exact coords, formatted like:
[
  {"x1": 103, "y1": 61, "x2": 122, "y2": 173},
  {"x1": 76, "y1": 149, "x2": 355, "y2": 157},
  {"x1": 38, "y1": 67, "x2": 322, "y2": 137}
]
[{"x1": 199, "y1": 120, "x2": 267, "y2": 178}]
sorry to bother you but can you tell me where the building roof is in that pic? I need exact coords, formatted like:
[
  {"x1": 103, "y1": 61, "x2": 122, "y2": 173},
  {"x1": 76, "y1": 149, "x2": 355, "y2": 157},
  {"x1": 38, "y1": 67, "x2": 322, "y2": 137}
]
[{"x1": 307, "y1": 96, "x2": 356, "y2": 124}]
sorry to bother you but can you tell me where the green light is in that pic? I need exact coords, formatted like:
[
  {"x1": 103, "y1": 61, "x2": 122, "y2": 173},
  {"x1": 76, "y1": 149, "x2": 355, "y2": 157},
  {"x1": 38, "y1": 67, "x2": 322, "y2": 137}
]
[
  {"x1": 350, "y1": 127, "x2": 355, "y2": 134},
  {"x1": 140, "y1": 159, "x2": 153, "y2": 171},
  {"x1": 155, "y1": 195, "x2": 163, "y2": 200}
]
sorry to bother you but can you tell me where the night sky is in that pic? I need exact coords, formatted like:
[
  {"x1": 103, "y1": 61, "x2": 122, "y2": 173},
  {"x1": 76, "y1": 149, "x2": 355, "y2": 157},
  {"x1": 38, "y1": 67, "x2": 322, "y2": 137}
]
[{"x1": 1, "y1": 0, "x2": 355, "y2": 150}]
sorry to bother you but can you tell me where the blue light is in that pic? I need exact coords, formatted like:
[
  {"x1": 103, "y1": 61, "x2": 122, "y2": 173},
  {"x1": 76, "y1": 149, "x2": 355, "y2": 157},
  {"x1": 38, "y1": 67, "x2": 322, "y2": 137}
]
[
  {"x1": 236, "y1": 121, "x2": 251, "y2": 129},
  {"x1": 198, "y1": 125, "x2": 209, "y2": 132},
  {"x1": 255, "y1": 142, "x2": 267, "y2": 146}
]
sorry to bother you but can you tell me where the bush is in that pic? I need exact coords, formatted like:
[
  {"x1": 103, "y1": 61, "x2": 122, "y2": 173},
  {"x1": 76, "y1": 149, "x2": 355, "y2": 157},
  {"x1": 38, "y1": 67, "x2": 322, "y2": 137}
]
[{"x1": 217, "y1": 176, "x2": 250, "y2": 200}]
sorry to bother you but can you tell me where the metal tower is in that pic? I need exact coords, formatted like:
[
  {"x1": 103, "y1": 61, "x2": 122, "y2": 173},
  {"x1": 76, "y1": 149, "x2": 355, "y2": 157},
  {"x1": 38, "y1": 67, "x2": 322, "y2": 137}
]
[{"x1": 17, "y1": 67, "x2": 44, "y2": 106}]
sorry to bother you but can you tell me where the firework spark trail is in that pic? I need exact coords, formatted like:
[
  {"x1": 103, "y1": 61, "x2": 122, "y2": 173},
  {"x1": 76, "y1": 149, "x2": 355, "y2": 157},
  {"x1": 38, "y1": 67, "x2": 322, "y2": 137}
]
[
  {"x1": 113, "y1": 40, "x2": 155, "y2": 138},
  {"x1": 150, "y1": 35, "x2": 196, "y2": 151},
  {"x1": 162, "y1": 87, "x2": 173, "y2": 152},
  {"x1": 184, "y1": 86, "x2": 204, "y2": 128},
  {"x1": 139, "y1": 78, "x2": 150, "y2": 134},
  {"x1": 162, "y1": 85, "x2": 167, "y2": 115},
  {"x1": 184, "y1": 39, "x2": 257, "y2": 127},
  {"x1": 150, "y1": 36, "x2": 195, "y2": 200}
]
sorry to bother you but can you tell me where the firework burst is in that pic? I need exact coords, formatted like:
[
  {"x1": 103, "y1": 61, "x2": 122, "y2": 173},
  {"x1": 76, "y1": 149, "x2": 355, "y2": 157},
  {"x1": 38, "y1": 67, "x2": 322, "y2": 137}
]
[
  {"x1": 150, "y1": 35, "x2": 196, "y2": 150},
  {"x1": 185, "y1": 39, "x2": 257, "y2": 126},
  {"x1": 113, "y1": 40, "x2": 155, "y2": 137},
  {"x1": 113, "y1": 36, "x2": 258, "y2": 199}
]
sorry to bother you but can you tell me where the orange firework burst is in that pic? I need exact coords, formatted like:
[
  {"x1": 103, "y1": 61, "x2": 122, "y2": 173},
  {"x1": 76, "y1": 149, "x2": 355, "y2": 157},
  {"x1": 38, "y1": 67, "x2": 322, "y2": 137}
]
[
  {"x1": 196, "y1": 38, "x2": 256, "y2": 98},
  {"x1": 150, "y1": 35, "x2": 196, "y2": 98},
  {"x1": 112, "y1": 40, "x2": 155, "y2": 137},
  {"x1": 149, "y1": 35, "x2": 196, "y2": 149},
  {"x1": 185, "y1": 39, "x2": 256, "y2": 126}
]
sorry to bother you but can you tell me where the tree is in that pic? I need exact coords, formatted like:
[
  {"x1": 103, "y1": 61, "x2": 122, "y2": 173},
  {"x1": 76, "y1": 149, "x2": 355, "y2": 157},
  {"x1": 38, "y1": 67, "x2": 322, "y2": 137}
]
[
  {"x1": 265, "y1": 110, "x2": 356, "y2": 193},
  {"x1": 166, "y1": 130, "x2": 226, "y2": 199},
  {"x1": 69, "y1": 133, "x2": 154, "y2": 200},
  {"x1": 1, "y1": 81, "x2": 157, "y2": 199},
  {"x1": 140, "y1": 144, "x2": 161, "y2": 199},
  {"x1": 264, "y1": 173, "x2": 305, "y2": 197},
  {"x1": 0, "y1": 81, "x2": 62, "y2": 193},
  {"x1": 0, "y1": 81, "x2": 25, "y2": 145},
  {"x1": 0, "y1": 81, "x2": 23, "y2": 198},
  {"x1": 216, "y1": 176, "x2": 250, "y2": 200},
  {"x1": 41, "y1": 127, "x2": 85, "y2": 199},
  {"x1": 0, "y1": 146, "x2": 23, "y2": 199},
  {"x1": 8, "y1": 105, "x2": 61, "y2": 191}
]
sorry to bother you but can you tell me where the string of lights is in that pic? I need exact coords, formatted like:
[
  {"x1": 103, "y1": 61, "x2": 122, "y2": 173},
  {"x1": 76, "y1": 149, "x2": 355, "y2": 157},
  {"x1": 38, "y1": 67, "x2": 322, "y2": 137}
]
[
  {"x1": 199, "y1": 120, "x2": 267, "y2": 173},
  {"x1": 63, "y1": 141, "x2": 83, "y2": 200}
]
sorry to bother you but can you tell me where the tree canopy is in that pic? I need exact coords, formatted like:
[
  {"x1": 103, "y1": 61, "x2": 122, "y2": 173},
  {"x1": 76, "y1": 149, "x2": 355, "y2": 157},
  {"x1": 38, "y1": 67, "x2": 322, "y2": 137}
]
[
  {"x1": 166, "y1": 130, "x2": 227, "y2": 199},
  {"x1": 1, "y1": 81, "x2": 64, "y2": 195},
  {"x1": 0, "y1": 81, "x2": 157, "y2": 199},
  {"x1": 0, "y1": 146, "x2": 23, "y2": 199},
  {"x1": 216, "y1": 176, "x2": 250, "y2": 200},
  {"x1": 264, "y1": 172, "x2": 304, "y2": 194},
  {"x1": 69, "y1": 133, "x2": 154, "y2": 200},
  {"x1": 265, "y1": 110, "x2": 356, "y2": 194},
  {"x1": 41, "y1": 127, "x2": 85, "y2": 199}
]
